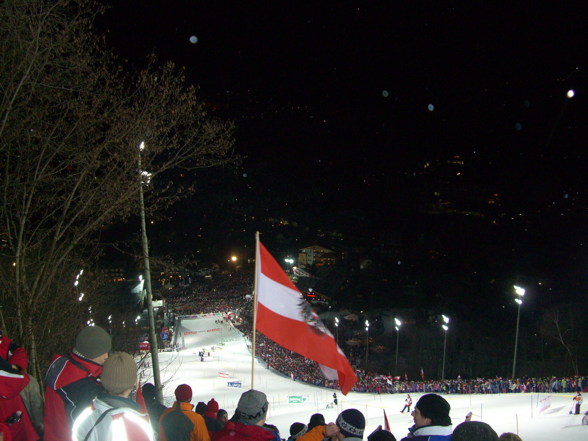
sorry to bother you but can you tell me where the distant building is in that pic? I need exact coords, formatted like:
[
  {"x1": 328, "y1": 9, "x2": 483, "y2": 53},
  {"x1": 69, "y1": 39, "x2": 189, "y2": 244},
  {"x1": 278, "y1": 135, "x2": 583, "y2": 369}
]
[{"x1": 298, "y1": 245, "x2": 338, "y2": 267}]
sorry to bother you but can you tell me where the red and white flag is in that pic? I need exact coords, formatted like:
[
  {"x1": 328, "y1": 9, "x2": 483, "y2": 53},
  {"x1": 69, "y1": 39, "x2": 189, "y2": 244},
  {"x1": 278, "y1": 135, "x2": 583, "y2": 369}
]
[{"x1": 255, "y1": 240, "x2": 357, "y2": 395}]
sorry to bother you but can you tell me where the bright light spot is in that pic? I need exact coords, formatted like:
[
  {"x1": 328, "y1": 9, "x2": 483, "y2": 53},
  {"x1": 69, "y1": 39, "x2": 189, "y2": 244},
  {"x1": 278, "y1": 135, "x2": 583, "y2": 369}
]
[
  {"x1": 567, "y1": 89, "x2": 575, "y2": 98},
  {"x1": 78, "y1": 293, "x2": 84, "y2": 301},
  {"x1": 230, "y1": 255, "x2": 238, "y2": 262},
  {"x1": 74, "y1": 280, "x2": 79, "y2": 287},
  {"x1": 442, "y1": 324, "x2": 449, "y2": 331},
  {"x1": 514, "y1": 285, "x2": 525, "y2": 296},
  {"x1": 382, "y1": 90, "x2": 389, "y2": 98},
  {"x1": 141, "y1": 170, "x2": 152, "y2": 184},
  {"x1": 189, "y1": 35, "x2": 198, "y2": 44},
  {"x1": 139, "y1": 141, "x2": 145, "y2": 151},
  {"x1": 442, "y1": 315, "x2": 450, "y2": 324},
  {"x1": 515, "y1": 298, "x2": 523, "y2": 305},
  {"x1": 427, "y1": 104, "x2": 435, "y2": 111},
  {"x1": 395, "y1": 317, "x2": 402, "y2": 327}
]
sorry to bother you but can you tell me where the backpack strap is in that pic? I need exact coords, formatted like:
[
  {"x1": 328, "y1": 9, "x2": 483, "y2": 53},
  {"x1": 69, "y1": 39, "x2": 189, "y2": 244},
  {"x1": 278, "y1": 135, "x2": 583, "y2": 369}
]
[{"x1": 82, "y1": 407, "x2": 117, "y2": 441}]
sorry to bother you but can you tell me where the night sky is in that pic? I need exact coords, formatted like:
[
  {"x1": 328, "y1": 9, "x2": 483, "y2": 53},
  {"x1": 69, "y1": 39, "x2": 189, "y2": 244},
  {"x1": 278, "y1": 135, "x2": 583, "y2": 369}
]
[{"x1": 98, "y1": 2, "x2": 588, "y2": 313}]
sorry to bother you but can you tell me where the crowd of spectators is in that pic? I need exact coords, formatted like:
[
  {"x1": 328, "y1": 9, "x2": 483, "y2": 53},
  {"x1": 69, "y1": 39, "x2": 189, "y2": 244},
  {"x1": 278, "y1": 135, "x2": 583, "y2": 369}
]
[
  {"x1": 164, "y1": 272, "x2": 585, "y2": 396},
  {"x1": 162, "y1": 271, "x2": 252, "y2": 318}
]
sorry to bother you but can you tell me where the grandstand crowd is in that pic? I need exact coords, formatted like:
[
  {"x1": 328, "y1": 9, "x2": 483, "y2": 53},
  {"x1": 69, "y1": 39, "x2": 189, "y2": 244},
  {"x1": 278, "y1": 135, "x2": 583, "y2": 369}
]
[{"x1": 162, "y1": 272, "x2": 585, "y2": 397}]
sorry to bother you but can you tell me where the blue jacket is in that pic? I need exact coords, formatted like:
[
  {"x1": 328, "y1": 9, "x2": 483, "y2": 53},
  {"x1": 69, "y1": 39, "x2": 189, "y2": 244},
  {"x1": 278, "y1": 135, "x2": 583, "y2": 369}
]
[{"x1": 400, "y1": 424, "x2": 452, "y2": 441}]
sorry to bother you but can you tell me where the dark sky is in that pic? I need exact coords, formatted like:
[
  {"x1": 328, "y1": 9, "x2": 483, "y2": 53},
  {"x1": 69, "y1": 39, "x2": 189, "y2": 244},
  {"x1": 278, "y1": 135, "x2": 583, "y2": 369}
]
[
  {"x1": 102, "y1": 2, "x2": 586, "y2": 169},
  {"x1": 99, "y1": 3, "x2": 588, "y2": 289}
]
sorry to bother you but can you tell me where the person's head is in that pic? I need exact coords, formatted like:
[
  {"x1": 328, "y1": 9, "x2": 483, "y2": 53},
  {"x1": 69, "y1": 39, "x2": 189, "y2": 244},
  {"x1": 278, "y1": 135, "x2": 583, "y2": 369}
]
[
  {"x1": 289, "y1": 422, "x2": 308, "y2": 440},
  {"x1": 100, "y1": 352, "x2": 136, "y2": 397},
  {"x1": 453, "y1": 422, "x2": 498, "y2": 441},
  {"x1": 236, "y1": 389, "x2": 269, "y2": 426},
  {"x1": 74, "y1": 326, "x2": 111, "y2": 364},
  {"x1": 206, "y1": 398, "x2": 219, "y2": 416},
  {"x1": 308, "y1": 413, "x2": 325, "y2": 430},
  {"x1": 412, "y1": 394, "x2": 451, "y2": 428},
  {"x1": 142, "y1": 382, "x2": 157, "y2": 404},
  {"x1": 336, "y1": 408, "x2": 365, "y2": 439},
  {"x1": 217, "y1": 409, "x2": 228, "y2": 424},
  {"x1": 174, "y1": 384, "x2": 193, "y2": 403},
  {"x1": 195, "y1": 401, "x2": 207, "y2": 415},
  {"x1": 367, "y1": 428, "x2": 396, "y2": 441},
  {"x1": 498, "y1": 433, "x2": 523, "y2": 441}
]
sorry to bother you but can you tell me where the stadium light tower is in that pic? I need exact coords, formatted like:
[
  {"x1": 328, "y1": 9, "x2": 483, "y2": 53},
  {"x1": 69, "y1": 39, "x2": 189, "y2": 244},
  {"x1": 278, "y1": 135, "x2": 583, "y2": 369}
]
[
  {"x1": 334, "y1": 317, "x2": 339, "y2": 346},
  {"x1": 365, "y1": 319, "x2": 370, "y2": 368},
  {"x1": 394, "y1": 317, "x2": 402, "y2": 375},
  {"x1": 138, "y1": 141, "x2": 162, "y2": 403},
  {"x1": 512, "y1": 285, "x2": 526, "y2": 379},
  {"x1": 441, "y1": 315, "x2": 449, "y2": 381}
]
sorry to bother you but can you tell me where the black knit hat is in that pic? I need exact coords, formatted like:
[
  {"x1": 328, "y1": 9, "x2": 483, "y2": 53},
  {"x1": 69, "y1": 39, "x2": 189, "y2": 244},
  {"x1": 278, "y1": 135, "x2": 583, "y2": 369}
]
[
  {"x1": 289, "y1": 423, "x2": 308, "y2": 439},
  {"x1": 195, "y1": 401, "x2": 207, "y2": 414},
  {"x1": 453, "y1": 421, "x2": 498, "y2": 441},
  {"x1": 336, "y1": 408, "x2": 365, "y2": 438},
  {"x1": 415, "y1": 394, "x2": 451, "y2": 426},
  {"x1": 74, "y1": 326, "x2": 111, "y2": 360},
  {"x1": 308, "y1": 413, "x2": 325, "y2": 430},
  {"x1": 368, "y1": 429, "x2": 396, "y2": 441}
]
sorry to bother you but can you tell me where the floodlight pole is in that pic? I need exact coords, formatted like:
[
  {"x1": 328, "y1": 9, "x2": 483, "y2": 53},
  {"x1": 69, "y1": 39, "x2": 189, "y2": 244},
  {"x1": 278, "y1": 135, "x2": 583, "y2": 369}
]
[
  {"x1": 512, "y1": 285, "x2": 525, "y2": 380},
  {"x1": 441, "y1": 315, "x2": 449, "y2": 381},
  {"x1": 138, "y1": 142, "x2": 162, "y2": 404}
]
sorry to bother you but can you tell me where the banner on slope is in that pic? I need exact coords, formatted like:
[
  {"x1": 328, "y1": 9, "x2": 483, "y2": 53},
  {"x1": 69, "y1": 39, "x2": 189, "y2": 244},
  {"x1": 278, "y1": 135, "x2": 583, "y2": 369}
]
[{"x1": 255, "y1": 239, "x2": 357, "y2": 395}]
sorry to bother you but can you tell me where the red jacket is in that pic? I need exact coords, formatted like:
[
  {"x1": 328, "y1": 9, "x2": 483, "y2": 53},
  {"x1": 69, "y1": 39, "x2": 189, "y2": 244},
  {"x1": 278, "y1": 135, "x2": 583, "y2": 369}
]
[
  {"x1": 0, "y1": 337, "x2": 39, "y2": 441},
  {"x1": 43, "y1": 353, "x2": 104, "y2": 441},
  {"x1": 214, "y1": 421, "x2": 276, "y2": 441}
]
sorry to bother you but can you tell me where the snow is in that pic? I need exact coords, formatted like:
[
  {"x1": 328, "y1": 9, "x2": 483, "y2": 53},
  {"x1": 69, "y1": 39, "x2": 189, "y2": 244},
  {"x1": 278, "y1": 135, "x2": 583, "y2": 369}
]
[{"x1": 141, "y1": 317, "x2": 586, "y2": 441}]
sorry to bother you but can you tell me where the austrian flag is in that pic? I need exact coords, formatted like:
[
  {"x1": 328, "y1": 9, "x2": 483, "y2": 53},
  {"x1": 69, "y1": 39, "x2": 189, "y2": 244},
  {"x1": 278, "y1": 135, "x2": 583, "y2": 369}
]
[{"x1": 255, "y1": 240, "x2": 357, "y2": 395}]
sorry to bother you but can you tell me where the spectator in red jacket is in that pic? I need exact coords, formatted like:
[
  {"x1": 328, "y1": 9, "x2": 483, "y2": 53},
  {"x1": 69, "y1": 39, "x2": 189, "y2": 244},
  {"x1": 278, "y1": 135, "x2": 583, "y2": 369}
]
[
  {"x1": 214, "y1": 390, "x2": 276, "y2": 441},
  {"x1": 43, "y1": 326, "x2": 111, "y2": 441},
  {"x1": 0, "y1": 329, "x2": 39, "y2": 441}
]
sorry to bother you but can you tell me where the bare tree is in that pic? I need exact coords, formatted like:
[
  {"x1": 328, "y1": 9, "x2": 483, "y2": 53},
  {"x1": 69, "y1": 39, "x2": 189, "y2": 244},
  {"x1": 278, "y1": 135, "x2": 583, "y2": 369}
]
[
  {"x1": 540, "y1": 305, "x2": 581, "y2": 376},
  {"x1": 0, "y1": 0, "x2": 235, "y2": 378}
]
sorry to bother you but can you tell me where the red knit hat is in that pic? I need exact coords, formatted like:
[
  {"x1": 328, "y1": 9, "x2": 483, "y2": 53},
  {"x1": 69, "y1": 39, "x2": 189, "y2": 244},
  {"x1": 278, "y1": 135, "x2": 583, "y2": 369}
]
[
  {"x1": 207, "y1": 398, "x2": 219, "y2": 413},
  {"x1": 175, "y1": 384, "x2": 192, "y2": 402}
]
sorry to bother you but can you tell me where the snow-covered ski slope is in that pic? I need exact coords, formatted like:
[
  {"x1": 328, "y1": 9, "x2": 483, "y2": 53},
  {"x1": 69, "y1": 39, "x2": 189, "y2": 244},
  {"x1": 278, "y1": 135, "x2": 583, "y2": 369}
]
[{"x1": 143, "y1": 317, "x2": 586, "y2": 441}]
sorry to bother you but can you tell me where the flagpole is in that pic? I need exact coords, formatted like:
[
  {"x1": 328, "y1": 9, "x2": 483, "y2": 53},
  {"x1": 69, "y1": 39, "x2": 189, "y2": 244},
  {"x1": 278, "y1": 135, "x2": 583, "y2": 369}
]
[{"x1": 251, "y1": 231, "x2": 260, "y2": 389}]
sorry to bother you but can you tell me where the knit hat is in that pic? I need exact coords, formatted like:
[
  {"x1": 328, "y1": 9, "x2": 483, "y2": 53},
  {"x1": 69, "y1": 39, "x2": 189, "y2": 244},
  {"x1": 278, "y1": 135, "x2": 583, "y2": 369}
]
[
  {"x1": 336, "y1": 408, "x2": 365, "y2": 438},
  {"x1": 236, "y1": 389, "x2": 269, "y2": 424},
  {"x1": 415, "y1": 394, "x2": 452, "y2": 426},
  {"x1": 175, "y1": 384, "x2": 192, "y2": 402},
  {"x1": 453, "y1": 421, "x2": 498, "y2": 441},
  {"x1": 75, "y1": 326, "x2": 112, "y2": 360},
  {"x1": 308, "y1": 413, "x2": 325, "y2": 430},
  {"x1": 195, "y1": 402, "x2": 207, "y2": 414},
  {"x1": 207, "y1": 398, "x2": 219, "y2": 413},
  {"x1": 368, "y1": 428, "x2": 396, "y2": 441},
  {"x1": 289, "y1": 423, "x2": 308, "y2": 439},
  {"x1": 100, "y1": 352, "x2": 137, "y2": 395}
]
